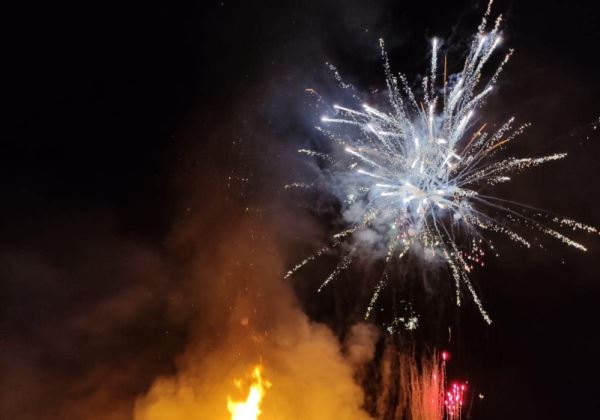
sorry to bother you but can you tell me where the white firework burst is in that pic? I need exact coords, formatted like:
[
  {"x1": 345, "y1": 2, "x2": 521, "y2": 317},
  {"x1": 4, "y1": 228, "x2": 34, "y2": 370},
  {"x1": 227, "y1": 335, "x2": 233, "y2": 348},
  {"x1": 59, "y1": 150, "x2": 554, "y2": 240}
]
[{"x1": 287, "y1": 1, "x2": 598, "y2": 324}]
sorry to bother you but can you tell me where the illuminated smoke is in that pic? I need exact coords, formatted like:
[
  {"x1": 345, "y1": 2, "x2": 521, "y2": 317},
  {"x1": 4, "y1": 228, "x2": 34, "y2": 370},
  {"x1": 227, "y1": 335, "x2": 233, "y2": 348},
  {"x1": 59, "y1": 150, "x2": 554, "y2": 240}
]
[{"x1": 134, "y1": 219, "x2": 375, "y2": 420}]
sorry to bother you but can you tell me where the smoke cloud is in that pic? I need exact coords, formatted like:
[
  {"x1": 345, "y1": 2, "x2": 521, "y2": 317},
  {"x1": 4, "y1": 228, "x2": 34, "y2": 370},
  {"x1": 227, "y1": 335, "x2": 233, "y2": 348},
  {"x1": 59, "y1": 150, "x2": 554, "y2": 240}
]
[
  {"x1": 0, "y1": 218, "x2": 180, "y2": 420},
  {"x1": 134, "y1": 214, "x2": 376, "y2": 419}
]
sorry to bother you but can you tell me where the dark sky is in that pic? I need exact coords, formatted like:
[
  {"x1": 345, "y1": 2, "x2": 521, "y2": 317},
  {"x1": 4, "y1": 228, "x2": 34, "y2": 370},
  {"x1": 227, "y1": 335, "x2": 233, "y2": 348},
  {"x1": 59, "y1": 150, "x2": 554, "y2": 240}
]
[{"x1": 2, "y1": 1, "x2": 600, "y2": 419}]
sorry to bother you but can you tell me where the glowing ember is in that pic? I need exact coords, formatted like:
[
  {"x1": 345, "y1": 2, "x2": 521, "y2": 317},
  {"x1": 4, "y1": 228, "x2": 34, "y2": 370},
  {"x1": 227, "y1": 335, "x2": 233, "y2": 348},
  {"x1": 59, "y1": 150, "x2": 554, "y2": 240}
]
[
  {"x1": 445, "y1": 381, "x2": 466, "y2": 420},
  {"x1": 227, "y1": 365, "x2": 271, "y2": 420}
]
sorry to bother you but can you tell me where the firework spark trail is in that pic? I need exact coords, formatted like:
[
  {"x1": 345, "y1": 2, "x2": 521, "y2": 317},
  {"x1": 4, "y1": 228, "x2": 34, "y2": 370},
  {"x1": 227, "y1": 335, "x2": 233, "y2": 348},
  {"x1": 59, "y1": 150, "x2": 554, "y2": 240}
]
[
  {"x1": 445, "y1": 382, "x2": 466, "y2": 420},
  {"x1": 288, "y1": 0, "x2": 599, "y2": 323}
]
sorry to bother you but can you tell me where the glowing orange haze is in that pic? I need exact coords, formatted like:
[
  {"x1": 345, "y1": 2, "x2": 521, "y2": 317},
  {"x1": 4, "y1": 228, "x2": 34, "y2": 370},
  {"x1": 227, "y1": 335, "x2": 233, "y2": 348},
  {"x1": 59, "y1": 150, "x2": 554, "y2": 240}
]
[{"x1": 133, "y1": 220, "x2": 374, "y2": 420}]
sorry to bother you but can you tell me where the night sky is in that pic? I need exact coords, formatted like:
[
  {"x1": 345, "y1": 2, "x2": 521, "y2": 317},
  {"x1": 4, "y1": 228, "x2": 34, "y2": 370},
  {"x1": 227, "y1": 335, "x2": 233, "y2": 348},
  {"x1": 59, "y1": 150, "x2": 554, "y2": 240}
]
[{"x1": 2, "y1": 1, "x2": 600, "y2": 419}]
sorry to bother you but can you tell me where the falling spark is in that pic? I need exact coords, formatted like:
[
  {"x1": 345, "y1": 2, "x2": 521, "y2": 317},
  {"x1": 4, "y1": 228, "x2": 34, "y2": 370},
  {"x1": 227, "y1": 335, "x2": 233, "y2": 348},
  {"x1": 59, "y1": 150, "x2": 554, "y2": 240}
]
[
  {"x1": 384, "y1": 301, "x2": 420, "y2": 333},
  {"x1": 227, "y1": 366, "x2": 271, "y2": 420},
  {"x1": 407, "y1": 351, "x2": 446, "y2": 420},
  {"x1": 287, "y1": 0, "x2": 599, "y2": 324}
]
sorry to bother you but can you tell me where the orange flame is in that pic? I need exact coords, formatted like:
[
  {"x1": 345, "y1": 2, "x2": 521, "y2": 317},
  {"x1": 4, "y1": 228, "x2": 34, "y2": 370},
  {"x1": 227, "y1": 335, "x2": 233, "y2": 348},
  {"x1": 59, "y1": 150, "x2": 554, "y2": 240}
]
[{"x1": 227, "y1": 366, "x2": 271, "y2": 420}]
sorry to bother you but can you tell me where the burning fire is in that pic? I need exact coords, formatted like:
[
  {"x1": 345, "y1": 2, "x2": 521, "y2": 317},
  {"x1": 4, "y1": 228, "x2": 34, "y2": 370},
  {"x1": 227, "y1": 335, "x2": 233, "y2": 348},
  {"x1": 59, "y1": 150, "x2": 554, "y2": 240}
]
[{"x1": 227, "y1": 365, "x2": 271, "y2": 420}]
